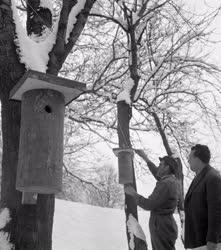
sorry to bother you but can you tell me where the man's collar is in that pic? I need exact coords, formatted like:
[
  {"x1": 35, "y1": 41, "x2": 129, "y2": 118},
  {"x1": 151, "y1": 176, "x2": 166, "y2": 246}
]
[{"x1": 195, "y1": 164, "x2": 210, "y2": 176}]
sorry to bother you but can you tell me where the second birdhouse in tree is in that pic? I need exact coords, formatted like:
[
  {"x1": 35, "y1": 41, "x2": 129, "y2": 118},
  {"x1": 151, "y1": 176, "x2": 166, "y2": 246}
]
[
  {"x1": 113, "y1": 148, "x2": 134, "y2": 184},
  {"x1": 10, "y1": 70, "x2": 86, "y2": 202}
]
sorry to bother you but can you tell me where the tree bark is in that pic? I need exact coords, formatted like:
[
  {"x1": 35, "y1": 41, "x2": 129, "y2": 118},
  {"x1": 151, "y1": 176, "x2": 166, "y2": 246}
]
[
  {"x1": 116, "y1": 11, "x2": 147, "y2": 249},
  {"x1": 0, "y1": 14, "x2": 55, "y2": 250},
  {"x1": 117, "y1": 101, "x2": 147, "y2": 250}
]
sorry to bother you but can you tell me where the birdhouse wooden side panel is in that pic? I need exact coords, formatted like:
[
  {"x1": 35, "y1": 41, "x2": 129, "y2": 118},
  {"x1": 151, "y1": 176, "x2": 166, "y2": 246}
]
[
  {"x1": 16, "y1": 89, "x2": 65, "y2": 194},
  {"x1": 118, "y1": 151, "x2": 134, "y2": 184}
]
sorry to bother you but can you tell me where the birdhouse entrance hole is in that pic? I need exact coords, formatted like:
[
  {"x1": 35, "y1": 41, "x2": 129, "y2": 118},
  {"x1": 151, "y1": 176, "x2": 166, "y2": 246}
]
[{"x1": 44, "y1": 105, "x2": 52, "y2": 113}]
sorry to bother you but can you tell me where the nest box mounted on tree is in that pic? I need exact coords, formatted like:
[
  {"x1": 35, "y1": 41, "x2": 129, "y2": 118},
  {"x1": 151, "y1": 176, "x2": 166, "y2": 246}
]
[
  {"x1": 10, "y1": 70, "x2": 86, "y2": 204},
  {"x1": 113, "y1": 148, "x2": 134, "y2": 184}
]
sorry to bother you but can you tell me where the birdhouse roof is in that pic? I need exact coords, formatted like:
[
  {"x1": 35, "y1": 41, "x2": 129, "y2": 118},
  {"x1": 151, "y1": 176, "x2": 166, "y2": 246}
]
[{"x1": 10, "y1": 70, "x2": 86, "y2": 105}]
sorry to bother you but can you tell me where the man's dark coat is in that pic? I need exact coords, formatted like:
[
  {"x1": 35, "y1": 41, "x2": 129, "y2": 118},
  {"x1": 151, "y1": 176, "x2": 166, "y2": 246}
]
[{"x1": 184, "y1": 165, "x2": 221, "y2": 248}]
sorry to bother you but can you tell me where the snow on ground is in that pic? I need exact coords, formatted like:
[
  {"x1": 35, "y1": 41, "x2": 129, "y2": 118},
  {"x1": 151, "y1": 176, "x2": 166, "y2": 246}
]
[{"x1": 53, "y1": 199, "x2": 185, "y2": 250}]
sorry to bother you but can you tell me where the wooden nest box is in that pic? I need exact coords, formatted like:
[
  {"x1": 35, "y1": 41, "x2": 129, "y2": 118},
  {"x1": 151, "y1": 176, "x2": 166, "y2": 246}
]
[
  {"x1": 113, "y1": 147, "x2": 134, "y2": 184},
  {"x1": 10, "y1": 70, "x2": 86, "y2": 203}
]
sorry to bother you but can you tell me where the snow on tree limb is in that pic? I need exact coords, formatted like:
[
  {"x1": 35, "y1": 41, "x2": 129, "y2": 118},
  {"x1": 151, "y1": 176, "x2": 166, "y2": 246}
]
[
  {"x1": 117, "y1": 78, "x2": 134, "y2": 105},
  {"x1": 11, "y1": 0, "x2": 59, "y2": 72},
  {"x1": 66, "y1": 0, "x2": 87, "y2": 43},
  {"x1": 39, "y1": 0, "x2": 53, "y2": 13},
  {"x1": 47, "y1": 0, "x2": 96, "y2": 74}
]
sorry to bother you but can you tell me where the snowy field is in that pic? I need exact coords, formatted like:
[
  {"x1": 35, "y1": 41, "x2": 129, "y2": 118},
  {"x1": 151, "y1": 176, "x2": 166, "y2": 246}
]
[{"x1": 53, "y1": 199, "x2": 185, "y2": 250}]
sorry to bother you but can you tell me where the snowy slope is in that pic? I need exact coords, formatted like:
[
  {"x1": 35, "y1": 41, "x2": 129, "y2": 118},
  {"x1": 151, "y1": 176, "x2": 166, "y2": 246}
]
[{"x1": 53, "y1": 199, "x2": 185, "y2": 250}]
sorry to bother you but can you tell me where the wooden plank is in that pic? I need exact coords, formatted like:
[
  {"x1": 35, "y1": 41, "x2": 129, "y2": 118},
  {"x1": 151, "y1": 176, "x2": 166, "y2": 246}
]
[
  {"x1": 112, "y1": 147, "x2": 134, "y2": 156},
  {"x1": 113, "y1": 148, "x2": 134, "y2": 184},
  {"x1": 10, "y1": 70, "x2": 86, "y2": 105},
  {"x1": 22, "y1": 192, "x2": 38, "y2": 204},
  {"x1": 16, "y1": 89, "x2": 64, "y2": 194}
]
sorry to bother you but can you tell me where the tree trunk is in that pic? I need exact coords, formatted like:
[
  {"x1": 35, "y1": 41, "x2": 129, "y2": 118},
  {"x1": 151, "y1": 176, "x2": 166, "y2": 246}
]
[
  {"x1": 0, "y1": 53, "x2": 56, "y2": 250},
  {"x1": 0, "y1": 0, "x2": 95, "y2": 248},
  {"x1": 117, "y1": 101, "x2": 147, "y2": 250},
  {"x1": 0, "y1": 2, "x2": 55, "y2": 249}
]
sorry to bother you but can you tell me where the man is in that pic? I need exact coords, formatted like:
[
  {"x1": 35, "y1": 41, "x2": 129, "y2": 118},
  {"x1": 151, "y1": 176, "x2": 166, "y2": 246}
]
[
  {"x1": 184, "y1": 144, "x2": 221, "y2": 250},
  {"x1": 125, "y1": 152, "x2": 181, "y2": 250},
  {"x1": 135, "y1": 149, "x2": 184, "y2": 214}
]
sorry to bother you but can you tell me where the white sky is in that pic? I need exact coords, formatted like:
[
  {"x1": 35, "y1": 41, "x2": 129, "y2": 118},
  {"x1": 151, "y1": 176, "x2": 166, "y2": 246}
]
[{"x1": 186, "y1": 0, "x2": 221, "y2": 67}]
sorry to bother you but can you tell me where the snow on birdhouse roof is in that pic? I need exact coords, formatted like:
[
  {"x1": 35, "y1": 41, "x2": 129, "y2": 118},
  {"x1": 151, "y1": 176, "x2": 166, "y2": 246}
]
[{"x1": 10, "y1": 70, "x2": 86, "y2": 105}]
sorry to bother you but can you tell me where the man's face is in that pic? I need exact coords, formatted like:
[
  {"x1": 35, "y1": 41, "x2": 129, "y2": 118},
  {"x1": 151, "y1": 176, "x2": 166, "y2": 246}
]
[
  {"x1": 188, "y1": 150, "x2": 198, "y2": 172},
  {"x1": 157, "y1": 160, "x2": 170, "y2": 177}
]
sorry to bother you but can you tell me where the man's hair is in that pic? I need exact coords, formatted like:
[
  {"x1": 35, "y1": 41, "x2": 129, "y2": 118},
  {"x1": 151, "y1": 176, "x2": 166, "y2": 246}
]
[
  {"x1": 159, "y1": 156, "x2": 178, "y2": 175},
  {"x1": 191, "y1": 144, "x2": 211, "y2": 164}
]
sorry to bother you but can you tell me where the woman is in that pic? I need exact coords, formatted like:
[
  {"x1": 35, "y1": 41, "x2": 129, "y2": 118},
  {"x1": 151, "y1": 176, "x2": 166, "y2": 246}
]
[{"x1": 125, "y1": 152, "x2": 181, "y2": 250}]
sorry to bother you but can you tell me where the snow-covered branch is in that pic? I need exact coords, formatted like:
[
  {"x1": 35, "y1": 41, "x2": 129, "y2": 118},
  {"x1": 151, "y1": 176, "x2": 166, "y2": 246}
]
[
  {"x1": 47, "y1": 0, "x2": 96, "y2": 74},
  {"x1": 11, "y1": 0, "x2": 58, "y2": 72}
]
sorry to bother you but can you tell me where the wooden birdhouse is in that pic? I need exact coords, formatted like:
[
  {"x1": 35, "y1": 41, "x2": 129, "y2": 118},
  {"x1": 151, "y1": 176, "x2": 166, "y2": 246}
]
[
  {"x1": 113, "y1": 148, "x2": 134, "y2": 184},
  {"x1": 10, "y1": 70, "x2": 86, "y2": 203}
]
